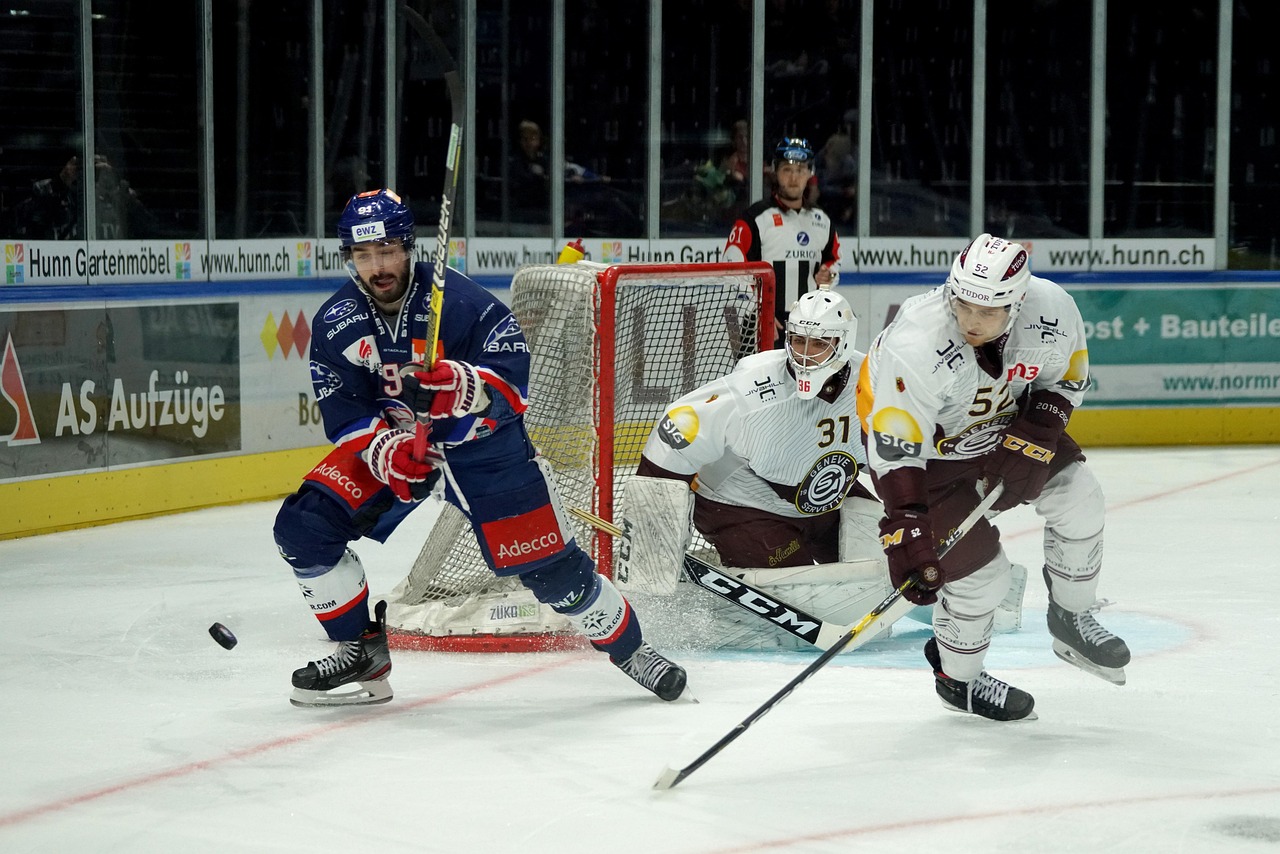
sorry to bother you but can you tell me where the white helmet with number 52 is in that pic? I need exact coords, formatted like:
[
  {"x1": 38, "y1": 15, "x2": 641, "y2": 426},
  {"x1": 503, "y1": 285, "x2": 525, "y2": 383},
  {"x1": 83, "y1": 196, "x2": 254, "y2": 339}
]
[
  {"x1": 947, "y1": 233, "x2": 1031, "y2": 333},
  {"x1": 785, "y1": 290, "x2": 857, "y2": 400}
]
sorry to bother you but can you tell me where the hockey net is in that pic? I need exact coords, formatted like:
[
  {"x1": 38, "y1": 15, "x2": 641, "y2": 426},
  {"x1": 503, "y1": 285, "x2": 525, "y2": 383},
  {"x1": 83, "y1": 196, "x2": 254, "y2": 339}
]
[{"x1": 385, "y1": 260, "x2": 775, "y2": 651}]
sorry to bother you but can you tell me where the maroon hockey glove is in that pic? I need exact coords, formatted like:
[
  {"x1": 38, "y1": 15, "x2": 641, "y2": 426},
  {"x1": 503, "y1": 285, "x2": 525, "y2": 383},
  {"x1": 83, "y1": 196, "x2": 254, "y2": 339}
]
[
  {"x1": 879, "y1": 511, "x2": 943, "y2": 606},
  {"x1": 366, "y1": 428, "x2": 439, "y2": 502},
  {"x1": 401, "y1": 359, "x2": 490, "y2": 419},
  {"x1": 983, "y1": 419, "x2": 1060, "y2": 512}
]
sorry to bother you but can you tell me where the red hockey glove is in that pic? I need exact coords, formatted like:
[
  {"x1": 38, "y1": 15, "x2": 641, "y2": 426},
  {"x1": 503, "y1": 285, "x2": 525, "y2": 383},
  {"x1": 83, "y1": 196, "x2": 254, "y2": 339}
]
[
  {"x1": 400, "y1": 359, "x2": 490, "y2": 419},
  {"x1": 366, "y1": 428, "x2": 439, "y2": 502},
  {"x1": 879, "y1": 510, "x2": 943, "y2": 606}
]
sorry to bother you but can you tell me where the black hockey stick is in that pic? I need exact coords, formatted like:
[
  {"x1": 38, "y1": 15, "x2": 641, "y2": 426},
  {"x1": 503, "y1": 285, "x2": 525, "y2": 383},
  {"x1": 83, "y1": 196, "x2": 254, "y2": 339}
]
[
  {"x1": 653, "y1": 483, "x2": 1004, "y2": 791},
  {"x1": 400, "y1": 3, "x2": 462, "y2": 459},
  {"x1": 681, "y1": 554, "x2": 909, "y2": 652}
]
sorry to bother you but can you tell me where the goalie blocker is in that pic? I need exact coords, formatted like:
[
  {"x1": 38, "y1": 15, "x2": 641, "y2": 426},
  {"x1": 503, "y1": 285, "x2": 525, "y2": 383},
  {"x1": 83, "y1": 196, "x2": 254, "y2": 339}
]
[{"x1": 613, "y1": 476, "x2": 694, "y2": 595}]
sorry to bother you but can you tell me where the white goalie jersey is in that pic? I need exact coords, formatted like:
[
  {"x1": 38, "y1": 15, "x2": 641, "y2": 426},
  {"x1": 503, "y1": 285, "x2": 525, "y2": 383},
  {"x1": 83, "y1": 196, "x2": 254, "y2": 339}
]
[
  {"x1": 857, "y1": 277, "x2": 1090, "y2": 477},
  {"x1": 641, "y1": 348, "x2": 868, "y2": 519}
]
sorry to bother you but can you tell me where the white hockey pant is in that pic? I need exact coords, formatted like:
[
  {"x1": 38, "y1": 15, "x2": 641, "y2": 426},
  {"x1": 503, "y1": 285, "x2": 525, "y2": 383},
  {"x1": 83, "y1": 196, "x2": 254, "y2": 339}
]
[
  {"x1": 932, "y1": 549, "x2": 1014, "y2": 682},
  {"x1": 1033, "y1": 460, "x2": 1107, "y2": 613}
]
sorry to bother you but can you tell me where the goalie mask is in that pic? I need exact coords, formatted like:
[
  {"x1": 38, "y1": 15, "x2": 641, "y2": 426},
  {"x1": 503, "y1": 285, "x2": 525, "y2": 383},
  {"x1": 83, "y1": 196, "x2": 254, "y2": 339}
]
[
  {"x1": 946, "y1": 233, "x2": 1030, "y2": 337},
  {"x1": 785, "y1": 290, "x2": 857, "y2": 399}
]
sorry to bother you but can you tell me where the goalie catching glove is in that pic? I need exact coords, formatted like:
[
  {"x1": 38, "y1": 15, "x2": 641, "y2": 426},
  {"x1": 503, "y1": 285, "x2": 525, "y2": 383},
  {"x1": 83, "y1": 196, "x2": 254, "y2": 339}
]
[
  {"x1": 879, "y1": 510, "x2": 943, "y2": 606},
  {"x1": 366, "y1": 428, "x2": 441, "y2": 502},
  {"x1": 983, "y1": 391, "x2": 1071, "y2": 512},
  {"x1": 400, "y1": 359, "x2": 491, "y2": 420}
]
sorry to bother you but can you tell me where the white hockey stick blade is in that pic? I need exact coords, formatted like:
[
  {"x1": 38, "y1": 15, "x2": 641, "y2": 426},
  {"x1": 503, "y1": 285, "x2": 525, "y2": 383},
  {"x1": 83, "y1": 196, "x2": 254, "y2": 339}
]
[
  {"x1": 653, "y1": 765, "x2": 684, "y2": 791},
  {"x1": 812, "y1": 592, "x2": 915, "y2": 651}
]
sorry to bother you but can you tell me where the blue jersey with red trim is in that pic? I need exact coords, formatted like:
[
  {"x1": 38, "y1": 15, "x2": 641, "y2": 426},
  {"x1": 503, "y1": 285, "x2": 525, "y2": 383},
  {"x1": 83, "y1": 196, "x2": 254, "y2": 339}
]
[{"x1": 308, "y1": 264, "x2": 530, "y2": 451}]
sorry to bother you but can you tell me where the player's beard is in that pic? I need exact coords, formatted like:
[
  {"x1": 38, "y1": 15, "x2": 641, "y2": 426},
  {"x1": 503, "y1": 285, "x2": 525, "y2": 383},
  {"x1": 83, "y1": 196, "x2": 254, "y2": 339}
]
[{"x1": 362, "y1": 266, "x2": 410, "y2": 314}]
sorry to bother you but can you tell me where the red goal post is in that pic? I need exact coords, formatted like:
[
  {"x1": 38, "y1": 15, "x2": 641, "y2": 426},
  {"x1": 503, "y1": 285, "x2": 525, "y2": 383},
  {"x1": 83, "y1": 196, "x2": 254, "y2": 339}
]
[{"x1": 384, "y1": 260, "x2": 775, "y2": 651}]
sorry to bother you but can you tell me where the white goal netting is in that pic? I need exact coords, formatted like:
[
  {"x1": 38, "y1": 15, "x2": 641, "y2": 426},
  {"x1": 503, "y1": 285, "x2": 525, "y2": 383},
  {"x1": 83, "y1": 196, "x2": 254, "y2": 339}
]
[{"x1": 384, "y1": 260, "x2": 774, "y2": 651}]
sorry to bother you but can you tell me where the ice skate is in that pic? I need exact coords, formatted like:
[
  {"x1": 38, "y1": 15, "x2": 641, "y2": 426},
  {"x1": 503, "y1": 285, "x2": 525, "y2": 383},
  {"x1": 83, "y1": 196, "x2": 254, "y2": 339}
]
[
  {"x1": 613, "y1": 642, "x2": 687, "y2": 701},
  {"x1": 290, "y1": 600, "x2": 394, "y2": 707},
  {"x1": 1047, "y1": 599, "x2": 1130, "y2": 685},
  {"x1": 924, "y1": 638, "x2": 1036, "y2": 721}
]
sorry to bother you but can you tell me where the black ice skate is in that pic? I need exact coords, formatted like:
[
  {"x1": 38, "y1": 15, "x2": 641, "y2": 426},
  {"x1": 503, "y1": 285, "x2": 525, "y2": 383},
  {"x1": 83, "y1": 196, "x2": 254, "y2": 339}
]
[
  {"x1": 1047, "y1": 600, "x2": 1130, "y2": 685},
  {"x1": 290, "y1": 600, "x2": 394, "y2": 708},
  {"x1": 613, "y1": 642, "x2": 687, "y2": 701},
  {"x1": 924, "y1": 638, "x2": 1036, "y2": 721}
]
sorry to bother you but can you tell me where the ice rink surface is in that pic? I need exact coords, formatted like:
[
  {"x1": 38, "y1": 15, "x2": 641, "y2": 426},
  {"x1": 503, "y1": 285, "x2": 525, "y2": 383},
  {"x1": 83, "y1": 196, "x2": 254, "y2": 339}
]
[{"x1": 3, "y1": 445, "x2": 1279, "y2": 853}]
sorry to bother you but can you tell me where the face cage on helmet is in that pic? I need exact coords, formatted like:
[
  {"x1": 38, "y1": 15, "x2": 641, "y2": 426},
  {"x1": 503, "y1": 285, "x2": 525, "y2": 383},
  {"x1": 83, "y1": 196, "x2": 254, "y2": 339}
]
[
  {"x1": 785, "y1": 332, "x2": 840, "y2": 370},
  {"x1": 785, "y1": 330, "x2": 847, "y2": 399},
  {"x1": 341, "y1": 236, "x2": 415, "y2": 287}
]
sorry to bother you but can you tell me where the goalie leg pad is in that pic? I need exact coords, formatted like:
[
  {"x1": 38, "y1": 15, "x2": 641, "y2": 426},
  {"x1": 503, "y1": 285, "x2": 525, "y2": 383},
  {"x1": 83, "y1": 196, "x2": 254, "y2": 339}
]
[
  {"x1": 993, "y1": 562, "x2": 1028, "y2": 633},
  {"x1": 615, "y1": 476, "x2": 694, "y2": 593},
  {"x1": 838, "y1": 495, "x2": 886, "y2": 562},
  {"x1": 693, "y1": 559, "x2": 894, "y2": 651}
]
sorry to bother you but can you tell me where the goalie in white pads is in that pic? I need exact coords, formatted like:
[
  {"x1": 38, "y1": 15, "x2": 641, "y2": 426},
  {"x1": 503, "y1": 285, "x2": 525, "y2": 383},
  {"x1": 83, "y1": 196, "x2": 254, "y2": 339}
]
[
  {"x1": 858, "y1": 233, "x2": 1131, "y2": 722},
  {"x1": 626, "y1": 291, "x2": 913, "y2": 648}
]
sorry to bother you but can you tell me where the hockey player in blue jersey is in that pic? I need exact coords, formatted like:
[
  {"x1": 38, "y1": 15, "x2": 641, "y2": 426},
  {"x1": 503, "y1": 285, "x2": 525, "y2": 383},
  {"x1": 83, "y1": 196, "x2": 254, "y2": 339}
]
[{"x1": 275, "y1": 188, "x2": 687, "y2": 707}]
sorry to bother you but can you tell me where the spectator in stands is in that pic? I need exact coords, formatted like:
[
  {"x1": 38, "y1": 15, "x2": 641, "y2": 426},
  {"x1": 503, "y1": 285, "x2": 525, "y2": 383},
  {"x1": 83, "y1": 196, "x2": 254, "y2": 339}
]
[
  {"x1": 511, "y1": 119, "x2": 550, "y2": 220},
  {"x1": 12, "y1": 153, "x2": 154, "y2": 240}
]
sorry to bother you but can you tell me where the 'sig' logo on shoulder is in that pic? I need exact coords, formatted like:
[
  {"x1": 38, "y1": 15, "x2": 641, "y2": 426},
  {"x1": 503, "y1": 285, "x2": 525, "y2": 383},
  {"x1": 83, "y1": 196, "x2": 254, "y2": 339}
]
[
  {"x1": 873, "y1": 431, "x2": 921, "y2": 461},
  {"x1": 656, "y1": 407, "x2": 698, "y2": 450}
]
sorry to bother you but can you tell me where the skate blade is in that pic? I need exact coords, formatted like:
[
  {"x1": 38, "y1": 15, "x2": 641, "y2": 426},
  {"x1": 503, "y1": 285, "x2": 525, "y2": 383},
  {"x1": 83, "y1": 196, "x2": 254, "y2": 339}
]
[
  {"x1": 1052, "y1": 641, "x2": 1127, "y2": 685},
  {"x1": 939, "y1": 701, "x2": 1038, "y2": 722},
  {"x1": 290, "y1": 678, "x2": 394, "y2": 708}
]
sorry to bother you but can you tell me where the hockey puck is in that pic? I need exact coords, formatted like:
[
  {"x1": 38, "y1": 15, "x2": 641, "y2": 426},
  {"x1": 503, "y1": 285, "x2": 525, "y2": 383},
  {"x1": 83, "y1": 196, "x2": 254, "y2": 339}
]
[{"x1": 209, "y1": 622, "x2": 238, "y2": 650}]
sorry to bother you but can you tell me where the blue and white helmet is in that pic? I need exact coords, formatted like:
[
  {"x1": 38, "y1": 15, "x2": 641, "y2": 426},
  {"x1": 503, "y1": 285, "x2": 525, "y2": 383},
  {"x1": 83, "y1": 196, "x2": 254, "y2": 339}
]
[
  {"x1": 337, "y1": 188, "x2": 416, "y2": 253},
  {"x1": 774, "y1": 137, "x2": 815, "y2": 168},
  {"x1": 785, "y1": 290, "x2": 857, "y2": 399}
]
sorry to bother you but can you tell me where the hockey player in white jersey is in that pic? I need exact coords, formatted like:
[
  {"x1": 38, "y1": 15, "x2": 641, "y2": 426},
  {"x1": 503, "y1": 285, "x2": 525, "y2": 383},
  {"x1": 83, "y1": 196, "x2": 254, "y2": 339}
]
[
  {"x1": 857, "y1": 233, "x2": 1130, "y2": 721},
  {"x1": 637, "y1": 290, "x2": 871, "y2": 570}
]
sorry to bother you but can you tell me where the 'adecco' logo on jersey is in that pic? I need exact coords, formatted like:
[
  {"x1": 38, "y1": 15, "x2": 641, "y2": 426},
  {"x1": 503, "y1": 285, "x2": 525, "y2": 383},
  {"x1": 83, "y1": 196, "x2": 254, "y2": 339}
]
[
  {"x1": 323, "y1": 298, "x2": 359, "y2": 323},
  {"x1": 482, "y1": 504, "x2": 563, "y2": 569}
]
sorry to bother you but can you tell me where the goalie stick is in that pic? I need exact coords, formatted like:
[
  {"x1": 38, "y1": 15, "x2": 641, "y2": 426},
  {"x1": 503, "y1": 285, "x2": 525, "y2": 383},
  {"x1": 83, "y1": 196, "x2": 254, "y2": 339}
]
[
  {"x1": 400, "y1": 3, "x2": 462, "y2": 461},
  {"x1": 566, "y1": 505, "x2": 890, "y2": 652},
  {"x1": 652, "y1": 483, "x2": 1005, "y2": 791}
]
